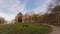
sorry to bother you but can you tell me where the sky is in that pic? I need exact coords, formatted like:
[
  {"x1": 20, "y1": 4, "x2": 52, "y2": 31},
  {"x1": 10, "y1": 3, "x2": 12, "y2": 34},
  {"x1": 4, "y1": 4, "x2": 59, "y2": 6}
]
[{"x1": 0, "y1": 0, "x2": 53, "y2": 21}]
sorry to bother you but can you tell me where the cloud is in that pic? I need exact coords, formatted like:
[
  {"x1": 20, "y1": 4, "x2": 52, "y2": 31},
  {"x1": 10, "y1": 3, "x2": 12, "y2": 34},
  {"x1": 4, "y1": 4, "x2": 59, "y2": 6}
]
[
  {"x1": 0, "y1": 0, "x2": 27, "y2": 21},
  {"x1": 0, "y1": 0, "x2": 4, "y2": 4},
  {"x1": 0, "y1": 0, "x2": 53, "y2": 21},
  {"x1": 31, "y1": 0, "x2": 52, "y2": 14},
  {"x1": 0, "y1": 12, "x2": 15, "y2": 21}
]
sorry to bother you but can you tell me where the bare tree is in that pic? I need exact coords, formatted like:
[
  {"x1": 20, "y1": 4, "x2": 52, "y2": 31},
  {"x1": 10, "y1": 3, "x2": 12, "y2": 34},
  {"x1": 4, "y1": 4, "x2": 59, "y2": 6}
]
[{"x1": 0, "y1": 17, "x2": 5, "y2": 24}]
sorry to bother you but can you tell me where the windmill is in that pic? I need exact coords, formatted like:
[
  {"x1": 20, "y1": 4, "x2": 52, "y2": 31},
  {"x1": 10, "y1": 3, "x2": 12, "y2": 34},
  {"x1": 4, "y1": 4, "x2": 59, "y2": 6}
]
[{"x1": 15, "y1": 9, "x2": 23, "y2": 23}]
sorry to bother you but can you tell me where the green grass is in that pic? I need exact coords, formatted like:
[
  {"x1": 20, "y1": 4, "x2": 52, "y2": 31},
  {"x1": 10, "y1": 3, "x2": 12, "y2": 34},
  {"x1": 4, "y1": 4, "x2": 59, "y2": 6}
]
[{"x1": 0, "y1": 23, "x2": 52, "y2": 34}]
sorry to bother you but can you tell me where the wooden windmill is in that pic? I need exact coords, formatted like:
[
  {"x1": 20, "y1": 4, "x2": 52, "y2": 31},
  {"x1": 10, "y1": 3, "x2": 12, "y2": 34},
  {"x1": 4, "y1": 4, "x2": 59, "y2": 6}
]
[{"x1": 15, "y1": 9, "x2": 23, "y2": 23}]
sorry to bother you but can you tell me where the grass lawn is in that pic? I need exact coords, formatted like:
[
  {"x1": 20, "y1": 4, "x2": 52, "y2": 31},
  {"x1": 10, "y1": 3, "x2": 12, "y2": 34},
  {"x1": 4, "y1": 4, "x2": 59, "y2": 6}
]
[{"x1": 0, "y1": 23, "x2": 52, "y2": 34}]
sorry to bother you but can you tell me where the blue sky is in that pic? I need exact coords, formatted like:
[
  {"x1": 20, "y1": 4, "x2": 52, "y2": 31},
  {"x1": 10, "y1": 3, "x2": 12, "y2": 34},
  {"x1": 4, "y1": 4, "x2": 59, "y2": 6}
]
[{"x1": 0, "y1": 0, "x2": 52, "y2": 21}]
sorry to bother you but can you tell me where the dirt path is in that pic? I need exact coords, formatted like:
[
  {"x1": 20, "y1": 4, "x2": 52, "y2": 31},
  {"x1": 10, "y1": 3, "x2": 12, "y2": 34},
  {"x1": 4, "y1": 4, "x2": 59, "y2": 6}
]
[{"x1": 47, "y1": 25, "x2": 60, "y2": 34}]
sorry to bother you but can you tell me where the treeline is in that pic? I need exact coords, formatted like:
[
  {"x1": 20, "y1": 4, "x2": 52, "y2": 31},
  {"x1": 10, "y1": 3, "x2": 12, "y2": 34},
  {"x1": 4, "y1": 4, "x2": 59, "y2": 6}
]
[
  {"x1": 14, "y1": 5, "x2": 60, "y2": 26},
  {"x1": 0, "y1": 17, "x2": 6, "y2": 24}
]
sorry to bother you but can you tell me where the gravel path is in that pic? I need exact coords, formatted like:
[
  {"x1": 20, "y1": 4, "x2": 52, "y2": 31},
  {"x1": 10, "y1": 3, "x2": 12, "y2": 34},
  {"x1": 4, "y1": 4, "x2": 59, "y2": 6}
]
[{"x1": 47, "y1": 25, "x2": 60, "y2": 34}]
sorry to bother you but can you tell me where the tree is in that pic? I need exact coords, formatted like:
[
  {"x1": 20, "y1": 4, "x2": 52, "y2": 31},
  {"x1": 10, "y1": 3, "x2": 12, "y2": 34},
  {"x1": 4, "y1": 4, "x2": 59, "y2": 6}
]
[
  {"x1": 51, "y1": 5, "x2": 60, "y2": 25},
  {"x1": 23, "y1": 13, "x2": 30, "y2": 23},
  {"x1": 44, "y1": 5, "x2": 60, "y2": 25},
  {"x1": 31, "y1": 14, "x2": 40, "y2": 23},
  {"x1": 0, "y1": 17, "x2": 5, "y2": 24}
]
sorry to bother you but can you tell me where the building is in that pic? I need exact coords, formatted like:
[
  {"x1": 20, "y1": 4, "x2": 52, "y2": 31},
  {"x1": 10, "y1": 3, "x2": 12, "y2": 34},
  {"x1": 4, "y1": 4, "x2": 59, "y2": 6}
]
[{"x1": 15, "y1": 12, "x2": 22, "y2": 23}]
